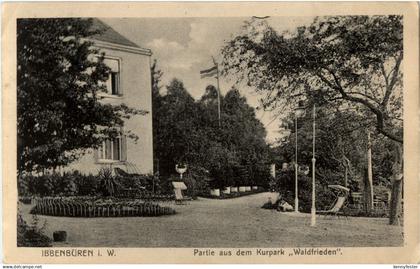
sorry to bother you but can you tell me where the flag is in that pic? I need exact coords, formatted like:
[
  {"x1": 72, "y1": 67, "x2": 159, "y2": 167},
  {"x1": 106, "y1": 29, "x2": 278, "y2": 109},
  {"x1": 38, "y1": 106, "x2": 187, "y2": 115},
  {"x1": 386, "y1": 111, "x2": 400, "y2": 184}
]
[{"x1": 200, "y1": 66, "x2": 218, "y2": 79}]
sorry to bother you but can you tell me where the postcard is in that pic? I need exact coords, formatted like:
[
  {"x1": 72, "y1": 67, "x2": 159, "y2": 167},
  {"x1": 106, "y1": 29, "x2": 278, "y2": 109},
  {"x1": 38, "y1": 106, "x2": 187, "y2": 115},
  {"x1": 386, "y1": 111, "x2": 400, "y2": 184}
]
[{"x1": 2, "y1": 1, "x2": 419, "y2": 264}]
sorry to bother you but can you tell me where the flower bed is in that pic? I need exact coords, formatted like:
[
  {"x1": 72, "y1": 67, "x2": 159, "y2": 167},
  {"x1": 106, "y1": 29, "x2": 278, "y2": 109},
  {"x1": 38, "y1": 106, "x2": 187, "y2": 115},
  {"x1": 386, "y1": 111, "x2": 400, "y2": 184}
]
[
  {"x1": 201, "y1": 187, "x2": 265, "y2": 199},
  {"x1": 30, "y1": 197, "x2": 176, "y2": 217}
]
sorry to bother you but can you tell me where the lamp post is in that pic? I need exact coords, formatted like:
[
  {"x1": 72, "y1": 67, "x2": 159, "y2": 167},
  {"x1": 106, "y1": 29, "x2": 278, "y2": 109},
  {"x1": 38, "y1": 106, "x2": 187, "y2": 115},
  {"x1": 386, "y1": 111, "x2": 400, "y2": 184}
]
[
  {"x1": 311, "y1": 104, "x2": 317, "y2": 227},
  {"x1": 294, "y1": 101, "x2": 305, "y2": 213}
]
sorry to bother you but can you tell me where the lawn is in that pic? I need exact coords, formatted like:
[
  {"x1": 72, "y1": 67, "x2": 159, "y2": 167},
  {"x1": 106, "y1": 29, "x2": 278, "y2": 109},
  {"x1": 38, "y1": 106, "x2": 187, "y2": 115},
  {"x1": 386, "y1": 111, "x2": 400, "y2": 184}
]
[{"x1": 19, "y1": 192, "x2": 403, "y2": 247}]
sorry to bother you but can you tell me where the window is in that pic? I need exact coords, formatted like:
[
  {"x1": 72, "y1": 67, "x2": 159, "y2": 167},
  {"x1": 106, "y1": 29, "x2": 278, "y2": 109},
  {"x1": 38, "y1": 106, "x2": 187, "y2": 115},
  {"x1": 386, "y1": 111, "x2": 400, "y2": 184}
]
[
  {"x1": 100, "y1": 138, "x2": 120, "y2": 161},
  {"x1": 96, "y1": 133, "x2": 127, "y2": 162},
  {"x1": 104, "y1": 58, "x2": 121, "y2": 96}
]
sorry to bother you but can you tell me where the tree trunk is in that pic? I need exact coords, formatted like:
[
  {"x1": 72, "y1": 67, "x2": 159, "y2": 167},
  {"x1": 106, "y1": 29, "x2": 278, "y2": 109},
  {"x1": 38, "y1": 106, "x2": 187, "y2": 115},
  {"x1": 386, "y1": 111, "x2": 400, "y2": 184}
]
[
  {"x1": 364, "y1": 131, "x2": 374, "y2": 214},
  {"x1": 363, "y1": 168, "x2": 373, "y2": 214},
  {"x1": 389, "y1": 143, "x2": 403, "y2": 225},
  {"x1": 389, "y1": 178, "x2": 402, "y2": 225}
]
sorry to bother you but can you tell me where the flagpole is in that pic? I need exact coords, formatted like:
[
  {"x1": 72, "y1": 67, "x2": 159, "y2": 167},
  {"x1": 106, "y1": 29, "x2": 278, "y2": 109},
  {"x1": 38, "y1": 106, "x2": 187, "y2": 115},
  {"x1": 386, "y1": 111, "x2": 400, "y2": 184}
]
[{"x1": 212, "y1": 57, "x2": 221, "y2": 128}]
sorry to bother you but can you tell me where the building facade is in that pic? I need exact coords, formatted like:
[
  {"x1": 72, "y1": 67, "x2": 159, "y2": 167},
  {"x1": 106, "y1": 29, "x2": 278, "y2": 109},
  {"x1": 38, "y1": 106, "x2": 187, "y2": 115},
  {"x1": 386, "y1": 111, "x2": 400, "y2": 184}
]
[{"x1": 68, "y1": 20, "x2": 154, "y2": 175}]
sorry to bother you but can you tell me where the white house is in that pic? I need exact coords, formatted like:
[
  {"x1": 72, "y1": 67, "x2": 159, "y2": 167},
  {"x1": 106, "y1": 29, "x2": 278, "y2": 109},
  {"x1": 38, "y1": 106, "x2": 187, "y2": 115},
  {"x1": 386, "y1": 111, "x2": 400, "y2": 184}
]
[{"x1": 68, "y1": 19, "x2": 154, "y2": 175}]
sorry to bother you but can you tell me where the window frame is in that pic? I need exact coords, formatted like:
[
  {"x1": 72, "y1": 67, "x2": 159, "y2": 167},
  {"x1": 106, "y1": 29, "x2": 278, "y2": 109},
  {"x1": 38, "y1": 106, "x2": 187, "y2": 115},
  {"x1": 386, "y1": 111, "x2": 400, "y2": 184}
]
[
  {"x1": 96, "y1": 55, "x2": 123, "y2": 98},
  {"x1": 96, "y1": 128, "x2": 127, "y2": 164},
  {"x1": 97, "y1": 137, "x2": 122, "y2": 163}
]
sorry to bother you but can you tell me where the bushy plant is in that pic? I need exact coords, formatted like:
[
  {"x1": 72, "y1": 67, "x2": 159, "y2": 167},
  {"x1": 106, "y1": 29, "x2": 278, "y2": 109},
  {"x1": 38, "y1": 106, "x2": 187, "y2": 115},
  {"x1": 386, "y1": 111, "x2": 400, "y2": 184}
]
[
  {"x1": 18, "y1": 170, "x2": 173, "y2": 198},
  {"x1": 118, "y1": 174, "x2": 139, "y2": 190},
  {"x1": 75, "y1": 173, "x2": 98, "y2": 196},
  {"x1": 152, "y1": 173, "x2": 169, "y2": 194},
  {"x1": 17, "y1": 213, "x2": 52, "y2": 247},
  {"x1": 18, "y1": 174, "x2": 30, "y2": 196},
  {"x1": 117, "y1": 173, "x2": 162, "y2": 194},
  {"x1": 273, "y1": 169, "x2": 335, "y2": 212},
  {"x1": 98, "y1": 167, "x2": 119, "y2": 196},
  {"x1": 182, "y1": 165, "x2": 211, "y2": 198},
  {"x1": 27, "y1": 174, "x2": 55, "y2": 196},
  {"x1": 19, "y1": 171, "x2": 95, "y2": 197},
  {"x1": 137, "y1": 174, "x2": 158, "y2": 192}
]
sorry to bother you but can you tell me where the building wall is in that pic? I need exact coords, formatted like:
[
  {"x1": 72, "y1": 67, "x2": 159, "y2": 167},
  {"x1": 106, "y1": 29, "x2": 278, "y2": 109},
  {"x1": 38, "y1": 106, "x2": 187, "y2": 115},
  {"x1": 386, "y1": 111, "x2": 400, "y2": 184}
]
[{"x1": 66, "y1": 42, "x2": 154, "y2": 175}]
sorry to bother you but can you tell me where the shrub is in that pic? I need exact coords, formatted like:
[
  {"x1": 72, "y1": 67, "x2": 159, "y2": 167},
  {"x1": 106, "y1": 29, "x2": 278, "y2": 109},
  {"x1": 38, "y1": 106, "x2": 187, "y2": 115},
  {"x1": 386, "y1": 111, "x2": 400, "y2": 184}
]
[
  {"x1": 183, "y1": 165, "x2": 211, "y2": 197},
  {"x1": 19, "y1": 196, "x2": 32, "y2": 204},
  {"x1": 26, "y1": 174, "x2": 55, "y2": 196},
  {"x1": 98, "y1": 167, "x2": 118, "y2": 196},
  {"x1": 18, "y1": 175, "x2": 29, "y2": 196},
  {"x1": 19, "y1": 172, "x2": 93, "y2": 197},
  {"x1": 116, "y1": 172, "x2": 165, "y2": 195},
  {"x1": 137, "y1": 174, "x2": 158, "y2": 192},
  {"x1": 19, "y1": 170, "x2": 176, "y2": 198},
  {"x1": 75, "y1": 173, "x2": 98, "y2": 196},
  {"x1": 273, "y1": 170, "x2": 335, "y2": 212},
  {"x1": 58, "y1": 172, "x2": 78, "y2": 196},
  {"x1": 17, "y1": 213, "x2": 52, "y2": 247},
  {"x1": 118, "y1": 174, "x2": 143, "y2": 191}
]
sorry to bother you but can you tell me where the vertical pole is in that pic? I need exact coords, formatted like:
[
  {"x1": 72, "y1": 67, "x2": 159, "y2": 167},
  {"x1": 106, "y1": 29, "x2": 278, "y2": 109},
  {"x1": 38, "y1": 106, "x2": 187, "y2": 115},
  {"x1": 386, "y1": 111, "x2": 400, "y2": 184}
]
[
  {"x1": 295, "y1": 114, "x2": 299, "y2": 212},
  {"x1": 213, "y1": 57, "x2": 221, "y2": 128},
  {"x1": 311, "y1": 104, "x2": 316, "y2": 227}
]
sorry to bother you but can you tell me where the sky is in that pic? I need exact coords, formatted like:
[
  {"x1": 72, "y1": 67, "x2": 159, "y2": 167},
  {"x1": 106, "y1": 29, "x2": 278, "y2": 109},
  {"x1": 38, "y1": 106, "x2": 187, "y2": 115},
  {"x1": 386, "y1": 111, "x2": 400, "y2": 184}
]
[{"x1": 103, "y1": 17, "x2": 315, "y2": 143}]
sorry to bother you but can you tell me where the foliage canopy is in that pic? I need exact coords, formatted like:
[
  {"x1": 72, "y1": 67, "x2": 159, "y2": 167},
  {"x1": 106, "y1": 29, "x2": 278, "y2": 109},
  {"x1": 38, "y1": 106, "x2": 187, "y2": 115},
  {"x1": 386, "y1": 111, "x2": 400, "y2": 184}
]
[{"x1": 17, "y1": 18, "x2": 146, "y2": 173}]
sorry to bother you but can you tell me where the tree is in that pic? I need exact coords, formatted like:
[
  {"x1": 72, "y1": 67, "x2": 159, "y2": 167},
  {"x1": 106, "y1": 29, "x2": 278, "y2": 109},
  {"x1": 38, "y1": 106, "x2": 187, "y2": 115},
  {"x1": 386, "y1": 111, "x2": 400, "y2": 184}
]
[
  {"x1": 222, "y1": 15, "x2": 403, "y2": 224},
  {"x1": 195, "y1": 86, "x2": 271, "y2": 187},
  {"x1": 152, "y1": 79, "x2": 272, "y2": 189},
  {"x1": 271, "y1": 98, "x2": 399, "y2": 212},
  {"x1": 17, "y1": 18, "x2": 146, "y2": 173},
  {"x1": 220, "y1": 88, "x2": 272, "y2": 187},
  {"x1": 222, "y1": 16, "x2": 402, "y2": 142},
  {"x1": 153, "y1": 78, "x2": 200, "y2": 176}
]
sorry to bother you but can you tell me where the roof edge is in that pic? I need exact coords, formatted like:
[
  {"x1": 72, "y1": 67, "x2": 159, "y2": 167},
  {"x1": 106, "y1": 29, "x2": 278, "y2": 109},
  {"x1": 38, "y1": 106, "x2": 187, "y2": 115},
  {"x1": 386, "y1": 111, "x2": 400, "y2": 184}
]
[{"x1": 89, "y1": 38, "x2": 153, "y2": 56}]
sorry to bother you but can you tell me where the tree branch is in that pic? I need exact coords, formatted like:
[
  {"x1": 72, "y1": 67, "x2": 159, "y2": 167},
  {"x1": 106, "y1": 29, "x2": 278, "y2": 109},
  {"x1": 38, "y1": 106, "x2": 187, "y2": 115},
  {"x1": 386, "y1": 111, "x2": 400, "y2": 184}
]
[
  {"x1": 317, "y1": 70, "x2": 403, "y2": 144},
  {"x1": 382, "y1": 53, "x2": 403, "y2": 107},
  {"x1": 346, "y1": 91, "x2": 382, "y2": 105}
]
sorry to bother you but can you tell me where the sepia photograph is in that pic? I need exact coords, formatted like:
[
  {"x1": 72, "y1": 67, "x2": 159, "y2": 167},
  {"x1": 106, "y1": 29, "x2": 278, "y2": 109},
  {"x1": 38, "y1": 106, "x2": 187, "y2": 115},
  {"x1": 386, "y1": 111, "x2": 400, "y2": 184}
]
[{"x1": 3, "y1": 1, "x2": 419, "y2": 264}]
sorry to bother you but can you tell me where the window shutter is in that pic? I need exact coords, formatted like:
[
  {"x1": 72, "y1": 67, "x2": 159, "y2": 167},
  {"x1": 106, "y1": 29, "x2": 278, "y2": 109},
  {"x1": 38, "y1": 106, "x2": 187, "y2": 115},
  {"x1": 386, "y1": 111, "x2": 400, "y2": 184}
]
[{"x1": 121, "y1": 135, "x2": 127, "y2": 162}]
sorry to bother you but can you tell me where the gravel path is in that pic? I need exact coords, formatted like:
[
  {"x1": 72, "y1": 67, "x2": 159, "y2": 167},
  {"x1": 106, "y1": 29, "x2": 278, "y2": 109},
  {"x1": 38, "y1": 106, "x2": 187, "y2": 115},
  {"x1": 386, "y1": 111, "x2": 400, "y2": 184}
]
[{"x1": 20, "y1": 192, "x2": 404, "y2": 247}]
